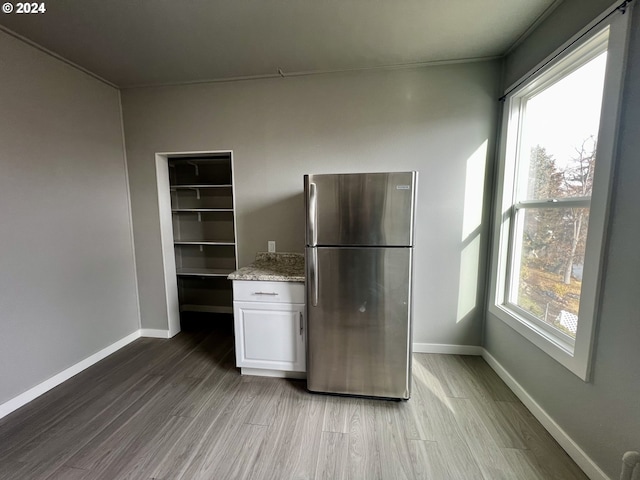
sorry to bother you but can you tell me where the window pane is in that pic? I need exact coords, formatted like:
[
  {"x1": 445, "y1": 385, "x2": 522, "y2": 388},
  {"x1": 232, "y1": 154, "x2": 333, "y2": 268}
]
[
  {"x1": 510, "y1": 207, "x2": 590, "y2": 338},
  {"x1": 519, "y1": 51, "x2": 607, "y2": 201}
]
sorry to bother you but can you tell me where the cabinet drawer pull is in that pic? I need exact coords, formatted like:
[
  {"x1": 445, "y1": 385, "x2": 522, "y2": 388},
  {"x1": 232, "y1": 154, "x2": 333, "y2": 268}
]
[{"x1": 252, "y1": 291, "x2": 279, "y2": 296}]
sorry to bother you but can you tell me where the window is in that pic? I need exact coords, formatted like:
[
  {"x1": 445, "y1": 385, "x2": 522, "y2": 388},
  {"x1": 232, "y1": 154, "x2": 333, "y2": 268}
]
[{"x1": 489, "y1": 7, "x2": 631, "y2": 380}]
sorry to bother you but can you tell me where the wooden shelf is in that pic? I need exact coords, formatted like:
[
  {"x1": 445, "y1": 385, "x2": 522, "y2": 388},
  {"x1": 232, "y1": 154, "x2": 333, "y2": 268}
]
[
  {"x1": 172, "y1": 208, "x2": 234, "y2": 212},
  {"x1": 180, "y1": 305, "x2": 234, "y2": 314},
  {"x1": 174, "y1": 240, "x2": 235, "y2": 246},
  {"x1": 171, "y1": 184, "x2": 232, "y2": 189},
  {"x1": 176, "y1": 268, "x2": 234, "y2": 277},
  {"x1": 169, "y1": 157, "x2": 229, "y2": 166}
]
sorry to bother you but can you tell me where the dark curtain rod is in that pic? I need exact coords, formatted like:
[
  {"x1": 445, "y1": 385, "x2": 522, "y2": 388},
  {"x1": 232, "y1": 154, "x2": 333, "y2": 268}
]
[{"x1": 499, "y1": 0, "x2": 633, "y2": 102}]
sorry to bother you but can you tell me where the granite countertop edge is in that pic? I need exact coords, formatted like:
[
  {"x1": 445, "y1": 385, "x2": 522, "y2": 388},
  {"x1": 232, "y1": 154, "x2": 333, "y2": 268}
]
[{"x1": 228, "y1": 252, "x2": 305, "y2": 283}]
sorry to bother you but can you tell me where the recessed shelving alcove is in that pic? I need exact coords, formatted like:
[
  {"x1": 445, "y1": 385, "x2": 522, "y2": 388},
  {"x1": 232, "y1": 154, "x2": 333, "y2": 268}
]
[{"x1": 156, "y1": 151, "x2": 237, "y2": 335}]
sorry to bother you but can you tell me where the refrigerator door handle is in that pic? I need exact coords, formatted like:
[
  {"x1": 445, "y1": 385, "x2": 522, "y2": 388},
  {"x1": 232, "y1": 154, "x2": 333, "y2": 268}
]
[
  {"x1": 309, "y1": 247, "x2": 318, "y2": 307},
  {"x1": 308, "y1": 182, "x2": 318, "y2": 246}
]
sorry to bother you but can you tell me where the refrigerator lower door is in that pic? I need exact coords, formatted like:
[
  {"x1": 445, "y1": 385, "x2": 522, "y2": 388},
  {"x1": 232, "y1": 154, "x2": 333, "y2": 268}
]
[{"x1": 306, "y1": 246, "x2": 413, "y2": 399}]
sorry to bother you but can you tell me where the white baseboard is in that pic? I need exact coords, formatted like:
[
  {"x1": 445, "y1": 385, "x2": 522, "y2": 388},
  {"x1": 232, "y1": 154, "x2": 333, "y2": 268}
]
[
  {"x1": 481, "y1": 349, "x2": 609, "y2": 480},
  {"x1": 140, "y1": 328, "x2": 171, "y2": 339},
  {"x1": 0, "y1": 330, "x2": 142, "y2": 420},
  {"x1": 413, "y1": 342, "x2": 483, "y2": 355},
  {"x1": 0, "y1": 327, "x2": 176, "y2": 420}
]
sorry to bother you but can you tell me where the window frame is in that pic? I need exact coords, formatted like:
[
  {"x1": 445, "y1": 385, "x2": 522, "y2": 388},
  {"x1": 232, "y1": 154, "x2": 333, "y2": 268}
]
[{"x1": 488, "y1": 5, "x2": 631, "y2": 380}]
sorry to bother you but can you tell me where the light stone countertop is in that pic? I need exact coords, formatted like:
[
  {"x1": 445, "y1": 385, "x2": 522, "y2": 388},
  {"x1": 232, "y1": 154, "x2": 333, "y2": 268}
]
[{"x1": 227, "y1": 252, "x2": 305, "y2": 282}]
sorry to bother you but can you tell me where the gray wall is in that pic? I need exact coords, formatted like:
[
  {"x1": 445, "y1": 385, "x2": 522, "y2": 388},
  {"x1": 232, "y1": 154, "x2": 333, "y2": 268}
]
[
  {"x1": 485, "y1": 1, "x2": 640, "y2": 477},
  {"x1": 0, "y1": 31, "x2": 140, "y2": 405},
  {"x1": 121, "y1": 62, "x2": 500, "y2": 345},
  {"x1": 503, "y1": 0, "x2": 615, "y2": 87}
]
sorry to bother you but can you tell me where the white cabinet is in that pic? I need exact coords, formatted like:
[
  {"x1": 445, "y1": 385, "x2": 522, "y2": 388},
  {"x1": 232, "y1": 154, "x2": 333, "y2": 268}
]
[
  {"x1": 232, "y1": 281, "x2": 305, "y2": 378},
  {"x1": 234, "y1": 302, "x2": 305, "y2": 372}
]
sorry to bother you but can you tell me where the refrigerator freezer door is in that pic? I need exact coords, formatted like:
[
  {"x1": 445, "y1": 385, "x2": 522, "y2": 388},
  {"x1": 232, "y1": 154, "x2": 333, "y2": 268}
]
[
  {"x1": 305, "y1": 172, "x2": 417, "y2": 247},
  {"x1": 306, "y1": 246, "x2": 412, "y2": 399}
]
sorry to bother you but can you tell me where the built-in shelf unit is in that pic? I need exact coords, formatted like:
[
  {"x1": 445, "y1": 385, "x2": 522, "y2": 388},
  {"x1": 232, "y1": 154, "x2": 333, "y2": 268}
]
[{"x1": 168, "y1": 152, "x2": 237, "y2": 316}]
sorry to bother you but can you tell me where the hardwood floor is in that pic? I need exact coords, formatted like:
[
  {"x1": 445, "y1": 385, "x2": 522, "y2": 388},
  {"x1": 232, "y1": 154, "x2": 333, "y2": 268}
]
[{"x1": 0, "y1": 318, "x2": 588, "y2": 480}]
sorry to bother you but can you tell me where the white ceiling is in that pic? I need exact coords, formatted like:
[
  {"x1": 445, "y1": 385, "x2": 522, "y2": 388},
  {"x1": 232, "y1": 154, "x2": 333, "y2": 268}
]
[{"x1": 0, "y1": 0, "x2": 560, "y2": 88}]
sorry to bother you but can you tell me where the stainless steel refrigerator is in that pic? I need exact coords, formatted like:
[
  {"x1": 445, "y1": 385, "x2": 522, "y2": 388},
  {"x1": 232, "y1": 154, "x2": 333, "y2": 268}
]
[{"x1": 304, "y1": 172, "x2": 417, "y2": 400}]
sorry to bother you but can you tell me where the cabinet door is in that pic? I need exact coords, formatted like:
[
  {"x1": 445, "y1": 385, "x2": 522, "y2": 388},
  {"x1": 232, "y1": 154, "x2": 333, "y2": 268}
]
[{"x1": 234, "y1": 302, "x2": 305, "y2": 372}]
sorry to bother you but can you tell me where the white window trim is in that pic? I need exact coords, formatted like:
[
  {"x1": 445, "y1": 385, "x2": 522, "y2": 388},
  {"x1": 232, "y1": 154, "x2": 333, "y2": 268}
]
[{"x1": 488, "y1": 3, "x2": 632, "y2": 381}]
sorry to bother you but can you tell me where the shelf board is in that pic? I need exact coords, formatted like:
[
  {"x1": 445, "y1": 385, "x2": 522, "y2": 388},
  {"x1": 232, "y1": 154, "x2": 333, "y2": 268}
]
[
  {"x1": 169, "y1": 157, "x2": 230, "y2": 166},
  {"x1": 176, "y1": 268, "x2": 234, "y2": 277},
  {"x1": 171, "y1": 208, "x2": 234, "y2": 212},
  {"x1": 180, "y1": 305, "x2": 234, "y2": 315},
  {"x1": 174, "y1": 240, "x2": 236, "y2": 246},
  {"x1": 170, "y1": 184, "x2": 232, "y2": 189}
]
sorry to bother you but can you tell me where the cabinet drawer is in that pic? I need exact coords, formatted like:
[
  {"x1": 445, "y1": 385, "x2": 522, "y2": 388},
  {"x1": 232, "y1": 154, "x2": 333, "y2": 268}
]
[{"x1": 233, "y1": 280, "x2": 304, "y2": 304}]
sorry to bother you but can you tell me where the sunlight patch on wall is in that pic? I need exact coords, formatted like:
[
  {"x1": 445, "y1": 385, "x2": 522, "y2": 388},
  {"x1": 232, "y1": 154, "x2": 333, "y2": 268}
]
[
  {"x1": 457, "y1": 235, "x2": 482, "y2": 323},
  {"x1": 461, "y1": 141, "x2": 488, "y2": 241},
  {"x1": 457, "y1": 140, "x2": 488, "y2": 323}
]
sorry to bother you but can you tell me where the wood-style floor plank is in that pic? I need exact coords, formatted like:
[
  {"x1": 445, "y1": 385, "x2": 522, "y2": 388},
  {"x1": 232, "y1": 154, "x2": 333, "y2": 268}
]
[
  {"x1": 406, "y1": 439, "x2": 451, "y2": 479},
  {"x1": 501, "y1": 447, "x2": 557, "y2": 480},
  {"x1": 496, "y1": 400, "x2": 588, "y2": 480},
  {"x1": 101, "y1": 415, "x2": 193, "y2": 480},
  {"x1": 448, "y1": 396, "x2": 519, "y2": 480},
  {"x1": 197, "y1": 423, "x2": 267, "y2": 480},
  {"x1": 167, "y1": 358, "x2": 232, "y2": 418},
  {"x1": 346, "y1": 399, "x2": 383, "y2": 480},
  {"x1": 254, "y1": 382, "x2": 326, "y2": 480},
  {"x1": 460, "y1": 355, "x2": 520, "y2": 402},
  {"x1": 322, "y1": 395, "x2": 360, "y2": 435},
  {"x1": 245, "y1": 381, "x2": 309, "y2": 480},
  {"x1": 395, "y1": 393, "x2": 432, "y2": 441},
  {"x1": 0, "y1": 318, "x2": 589, "y2": 480},
  {"x1": 315, "y1": 431, "x2": 348, "y2": 480},
  {"x1": 374, "y1": 402, "x2": 417, "y2": 480},
  {"x1": 245, "y1": 376, "x2": 290, "y2": 427},
  {"x1": 65, "y1": 376, "x2": 201, "y2": 472},
  {"x1": 14, "y1": 373, "x2": 163, "y2": 479},
  {"x1": 177, "y1": 377, "x2": 277, "y2": 480},
  {"x1": 286, "y1": 391, "x2": 326, "y2": 480},
  {"x1": 43, "y1": 465, "x2": 93, "y2": 480},
  {"x1": 149, "y1": 370, "x2": 243, "y2": 480}
]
